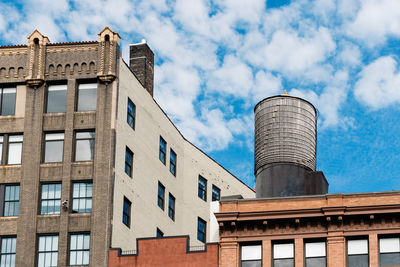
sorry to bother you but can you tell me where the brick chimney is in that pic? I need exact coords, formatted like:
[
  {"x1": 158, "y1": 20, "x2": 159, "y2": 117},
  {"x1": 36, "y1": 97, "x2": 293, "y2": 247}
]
[{"x1": 129, "y1": 40, "x2": 154, "y2": 96}]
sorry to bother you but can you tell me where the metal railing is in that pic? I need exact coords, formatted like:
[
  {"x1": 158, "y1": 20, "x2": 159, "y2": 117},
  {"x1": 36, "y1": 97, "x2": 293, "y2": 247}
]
[
  {"x1": 120, "y1": 250, "x2": 137, "y2": 255},
  {"x1": 189, "y1": 245, "x2": 205, "y2": 252}
]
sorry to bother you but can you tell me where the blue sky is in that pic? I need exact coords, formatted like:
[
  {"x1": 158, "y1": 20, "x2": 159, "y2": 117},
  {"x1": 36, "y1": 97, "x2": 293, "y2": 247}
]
[{"x1": 1, "y1": 0, "x2": 400, "y2": 193}]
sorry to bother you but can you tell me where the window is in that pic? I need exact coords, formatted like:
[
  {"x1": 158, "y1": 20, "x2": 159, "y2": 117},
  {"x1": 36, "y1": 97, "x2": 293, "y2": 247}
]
[
  {"x1": 197, "y1": 217, "x2": 206, "y2": 243},
  {"x1": 74, "y1": 131, "x2": 95, "y2": 161},
  {"x1": 69, "y1": 234, "x2": 90, "y2": 266},
  {"x1": 127, "y1": 98, "x2": 136, "y2": 129},
  {"x1": 305, "y1": 241, "x2": 326, "y2": 267},
  {"x1": 157, "y1": 182, "x2": 165, "y2": 210},
  {"x1": 1, "y1": 185, "x2": 20, "y2": 217},
  {"x1": 156, "y1": 228, "x2": 164, "y2": 238},
  {"x1": 0, "y1": 87, "x2": 16, "y2": 116},
  {"x1": 40, "y1": 184, "x2": 61, "y2": 215},
  {"x1": 241, "y1": 244, "x2": 262, "y2": 267},
  {"x1": 198, "y1": 176, "x2": 207, "y2": 201},
  {"x1": 125, "y1": 147, "x2": 133, "y2": 177},
  {"x1": 38, "y1": 235, "x2": 58, "y2": 267},
  {"x1": 122, "y1": 197, "x2": 131, "y2": 227},
  {"x1": 347, "y1": 239, "x2": 368, "y2": 267},
  {"x1": 379, "y1": 237, "x2": 400, "y2": 266},
  {"x1": 0, "y1": 134, "x2": 23, "y2": 165},
  {"x1": 168, "y1": 193, "x2": 175, "y2": 221},
  {"x1": 212, "y1": 185, "x2": 220, "y2": 201},
  {"x1": 159, "y1": 137, "x2": 166, "y2": 164},
  {"x1": 273, "y1": 242, "x2": 294, "y2": 267},
  {"x1": 169, "y1": 149, "x2": 176, "y2": 176},
  {"x1": 43, "y1": 133, "x2": 64, "y2": 163},
  {"x1": 46, "y1": 84, "x2": 67, "y2": 113},
  {"x1": 72, "y1": 182, "x2": 92, "y2": 213},
  {"x1": 0, "y1": 236, "x2": 16, "y2": 267},
  {"x1": 77, "y1": 83, "x2": 97, "y2": 111}
]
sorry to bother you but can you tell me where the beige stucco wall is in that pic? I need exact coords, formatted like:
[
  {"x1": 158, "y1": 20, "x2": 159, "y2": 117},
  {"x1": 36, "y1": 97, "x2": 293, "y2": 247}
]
[{"x1": 111, "y1": 60, "x2": 254, "y2": 251}]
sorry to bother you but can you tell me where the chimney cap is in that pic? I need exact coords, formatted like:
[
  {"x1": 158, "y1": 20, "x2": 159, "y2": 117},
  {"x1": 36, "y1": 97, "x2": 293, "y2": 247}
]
[{"x1": 130, "y1": 39, "x2": 148, "y2": 46}]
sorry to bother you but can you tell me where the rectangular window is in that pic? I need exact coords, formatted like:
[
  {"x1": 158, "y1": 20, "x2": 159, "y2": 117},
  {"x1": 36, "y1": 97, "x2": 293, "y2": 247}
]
[
  {"x1": 72, "y1": 182, "x2": 92, "y2": 213},
  {"x1": 273, "y1": 242, "x2": 294, "y2": 267},
  {"x1": 347, "y1": 239, "x2": 368, "y2": 267},
  {"x1": 241, "y1": 244, "x2": 262, "y2": 267},
  {"x1": 379, "y1": 237, "x2": 400, "y2": 266},
  {"x1": 2, "y1": 185, "x2": 20, "y2": 217},
  {"x1": 74, "y1": 131, "x2": 95, "y2": 161},
  {"x1": 156, "y1": 228, "x2": 164, "y2": 238},
  {"x1": 305, "y1": 241, "x2": 326, "y2": 267},
  {"x1": 168, "y1": 193, "x2": 175, "y2": 221},
  {"x1": 0, "y1": 87, "x2": 16, "y2": 116},
  {"x1": 40, "y1": 184, "x2": 61, "y2": 215},
  {"x1": 198, "y1": 175, "x2": 207, "y2": 201},
  {"x1": 0, "y1": 135, "x2": 23, "y2": 165},
  {"x1": 125, "y1": 147, "x2": 133, "y2": 177},
  {"x1": 0, "y1": 236, "x2": 16, "y2": 267},
  {"x1": 77, "y1": 83, "x2": 97, "y2": 111},
  {"x1": 127, "y1": 98, "x2": 136, "y2": 130},
  {"x1": 44, "y1": 133, "x2": 64, "y2": 163},
  {"x1": 69, "y1": 234, "x2": 90, "y2": 266},
  {"x1": 122, "y1": 197, "x2": 131, "y2": 227},
  {"x1": 212, "y1": 185, "x2": 220, "y2": 201},
  {"x1": 157, "y1": 182, "x2": 165, "y2": 210},
  {"x1": 197, "y1": 217, "x2": 206, "y2": 243},
  {"x1": 159, "y1": 137, "x2": 166, "y2": 165},
  {"x1": 169, "y1": 149, "x2": 176, "y2": 176},
  {"x1": 46, "y1": 84, "x2": 67, "y2": 113},
  {"x1": 38, "y1": 235, "x2": 58, "y2": 267}
]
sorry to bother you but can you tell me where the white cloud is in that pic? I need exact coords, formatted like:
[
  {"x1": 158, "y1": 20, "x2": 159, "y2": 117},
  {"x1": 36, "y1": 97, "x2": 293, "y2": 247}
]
[
  {"x1": 354, "y1": 56, "x2": 400, "y2": 109},
  {"x1": 251, "y1": 70, "x2": 282, "y2": 104},
  {"x1": 337, "y1": 41, "x2": 362, "y2": 67},
  {"x1": 346, "y1": 0, "x2": 400, "y2": 47}
]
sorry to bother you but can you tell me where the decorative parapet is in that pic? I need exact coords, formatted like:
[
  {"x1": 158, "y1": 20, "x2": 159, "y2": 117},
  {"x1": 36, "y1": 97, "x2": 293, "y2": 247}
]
[
  {"x1": 97, "y1": 27, "x2": 120, "y2": 84},
  {"x1": 25, "y1": 30, "x2": 49, "y2": 88}
]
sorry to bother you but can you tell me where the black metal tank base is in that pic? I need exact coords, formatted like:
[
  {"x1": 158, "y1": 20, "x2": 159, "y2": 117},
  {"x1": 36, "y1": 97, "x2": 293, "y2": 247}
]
[{"x1": 255, "y1": 162, "x2": 329, "y2": 198}]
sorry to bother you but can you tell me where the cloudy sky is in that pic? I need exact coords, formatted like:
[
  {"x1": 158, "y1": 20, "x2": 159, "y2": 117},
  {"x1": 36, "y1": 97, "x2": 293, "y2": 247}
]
[{"x1": 1, "y1": 0, "x2": 400, "y2": 193}]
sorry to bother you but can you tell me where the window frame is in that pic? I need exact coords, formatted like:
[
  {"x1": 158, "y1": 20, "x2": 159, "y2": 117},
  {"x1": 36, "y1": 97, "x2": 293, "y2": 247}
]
[
  {"x1": 169, "y1": 149, "x2": 177, "y2": 176},
  {"x1": 40, "y1": 183, "x2": 62, "y2": 215},
  {"x1": 0, "y1": 184, "x2": 20, "y2": 217},
  {"x1": 68, "y1": 233, "x2": 90, "y2": 266},
  {"x1": 197, "y1": 217, "x2": 206, "y2": 243},
  {"x1": 0, "y1": 236, "x2": 16, "y2": 267},
  {"x1": 125, "y1": 147, "x2": 133, "y2": 177},
  {"x1": 156, "y1": 228, "x2": 164, "y2": 238},
  {"x1": 272, "y1": 241, "x2": 294, "y2": 267},
  {"x1": 0, "y1": 86, "x2": 16, "y2": 116},
  {"x1": 198, "y1": 175, "x2": 207, "y2": 201},
  {"x1": 74, "y1": 130, "x2": 95, "y2": 162},
  {"x1": 71, "y1": 181, "x2": 93, "y2": 214},
  {"x1": 212, "y1": 185, "x2": 221, "y2": 201},
  {"x1": 43, "y1": 132, "x2": 65, "y2": 163},
  {"x1": 168, "y1": 193, "x2": 175, "y2": 221},
  {"x1": 240, "y1": 242, "x2": 262, "y2": 267},
  {"x1": 45, "y1": 83, "x2": 67, "y2": 114},
  {"x1": 304, "y1": 240, "x2": 327, "y2": 267},
  {"x1": 157, "y1": 182, "x2": 165, "y2": 210},
  {"x1": 0, "y1": 134, "x2": 23, "y2": 165},
  {"x1": 76, "y1": 81, "x2": 98, "y2": 112},
  {"x1": 379, "y1": 235, "x2": 400, "y2": 267},
  {"x1": 37, "y1": 234, "x2": 59, "y2": 267},
  {"x1": 127, "y1": 98, "x2": 136, "y2": 130},
  {"x1": 159, "y1": 137, "x2": 166, "y2": 165},
  {"x1": 346, "y1": 237, "x2": 369, "y2": 267},
  {"x1": 122, "y1": 197, "x2": 131, "y2": 228}
]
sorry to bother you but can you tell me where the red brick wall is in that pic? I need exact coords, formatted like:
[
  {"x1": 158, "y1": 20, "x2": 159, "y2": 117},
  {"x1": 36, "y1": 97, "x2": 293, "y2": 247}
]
[{"x1": 109, "y1": 236, "x2": 218, "y2": 267}]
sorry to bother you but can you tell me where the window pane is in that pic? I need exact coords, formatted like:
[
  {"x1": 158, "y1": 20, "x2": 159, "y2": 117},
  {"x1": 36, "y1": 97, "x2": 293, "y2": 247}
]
[
  {"x1": 47, "y1": 85, "x2": 67, "y2": 113},
  {"x1": 77, "y1": 83, "x2": 97, "y2": 111},
  {"x1": 348, "y1": 254, "x2": 368, "y2": 267},
  {"x1": 348, "y1": 240, "x2": 368, "y2": 255},
  {"x1": 45, "y1": 133, "x2": 64, "y2": 141},
  {"x1": 305, "y1": 257, "x2": 326, "y2": 267},
  {"x1": 44, "y1": 140, "x2": 64, "y2": 163},
  {"x1": 8, "y1": 143, "x2": 22, "y2": 164},
  {"x1": 75, "y1": 140, "x2": 94, "y2": 161},
  {"x1": 305, "y1": 242, "x2": 326, "y2": 257},
  {"x1": 242, "y1": 260, "x2": 262, "y2": 267},
  {"x1": 274, "y1": 259, "x2": 294, "y2": 267},
  {"x1": 380, "y1": 253, "x2": 400, "y2": 266},
  {"x1": 1, "y1": 88, "x2": 16, "y2": 115},
  {"x1": 0, "y1": 143, "x2": 2, "y2": 163},
  {"x1": 274, "y1": 243, "x2": 294, "y2": 259},
  {"x1": 380, "y1": 238, "x2": 400, "y2": 253},
  {"x1": 242, "y1": 245, "x2": 262, "y2": 260}
]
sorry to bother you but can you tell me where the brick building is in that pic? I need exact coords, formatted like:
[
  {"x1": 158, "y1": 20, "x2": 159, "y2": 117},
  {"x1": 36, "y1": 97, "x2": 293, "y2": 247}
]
[
  {"x1": 216, "y1": 191, "x2": 400, "y2": 267},
  {"x1": 0, "y1": 27, "x2": 254, "y2": 267}
]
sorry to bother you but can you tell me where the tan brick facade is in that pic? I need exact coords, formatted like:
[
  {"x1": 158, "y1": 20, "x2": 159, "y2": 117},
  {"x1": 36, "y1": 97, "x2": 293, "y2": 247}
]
[{"x1": 216, "y1": 192, "x2": 400, "y2": 267}]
